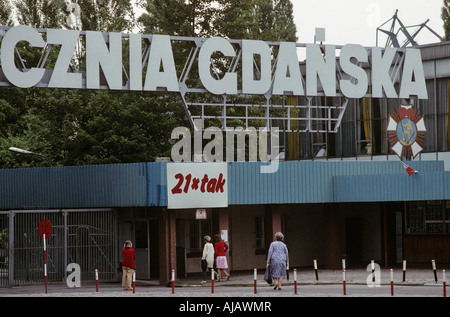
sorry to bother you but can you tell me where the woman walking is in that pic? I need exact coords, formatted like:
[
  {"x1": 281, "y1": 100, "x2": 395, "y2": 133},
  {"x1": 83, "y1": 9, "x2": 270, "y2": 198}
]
[
  {"x1": 266, "y1": 232, "x2": 288, "y2": 290},
  {"x1": 201, "y1": 235, "x2": 215, "y2": 283},
  {"x1": 214, "y1": 234, "x2": 230, "y2": 281},
  {"x1": 121, "y1": 240, "x2": 136, "y2": 291}
]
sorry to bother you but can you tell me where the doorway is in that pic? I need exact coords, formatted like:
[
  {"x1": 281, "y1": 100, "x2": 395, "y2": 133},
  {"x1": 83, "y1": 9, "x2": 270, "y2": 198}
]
[
  {"x1": 134, "y1": 220, "x2": 159, "y2": 280},
  {"x1": 345, "y1": 217, "x2": 363, "y2": 267}
]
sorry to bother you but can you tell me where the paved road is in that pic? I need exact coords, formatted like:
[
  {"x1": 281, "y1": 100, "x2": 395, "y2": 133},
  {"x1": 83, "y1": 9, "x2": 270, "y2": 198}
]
[{"x1": 0, "y1": 268, "x2": 447, "y2": 297}]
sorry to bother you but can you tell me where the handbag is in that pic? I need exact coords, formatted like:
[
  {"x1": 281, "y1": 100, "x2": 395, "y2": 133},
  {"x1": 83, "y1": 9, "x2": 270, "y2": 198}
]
[
  {"x1": 117, "y1": 261, "x2": 123, "y2": 272},
  {"x1": 264, "y1": 265, "x2": 272, "y2": 284},
  {"x1": 201, "y1": 259, "x2": 207, "y2": 270}
]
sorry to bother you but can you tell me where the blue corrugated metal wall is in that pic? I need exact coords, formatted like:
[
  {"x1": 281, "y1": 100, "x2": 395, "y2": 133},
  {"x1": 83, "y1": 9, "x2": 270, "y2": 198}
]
[
  {"x1": 227, "y1": 160, "x2": 446, "y2": 204},
  {"x1": 333, "y1": 171, "x2": 450, "y2": 202},
  {"x1": 0, "y1": 163, "x2": 149, "y2": 209},
  {"x1": 0, "y1": 160, "x2": 448, "y2": 209}
]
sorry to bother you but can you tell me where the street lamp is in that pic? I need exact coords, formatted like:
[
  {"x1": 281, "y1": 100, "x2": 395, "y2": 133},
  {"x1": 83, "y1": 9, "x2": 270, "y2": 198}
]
[{"x1": 8, "y1": 147, "x2": 53, "y2": 166}]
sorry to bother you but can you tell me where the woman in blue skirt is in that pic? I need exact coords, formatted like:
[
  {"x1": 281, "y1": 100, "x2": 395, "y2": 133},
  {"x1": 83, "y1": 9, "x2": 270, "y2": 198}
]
[{"x1": 266, "y1": 232, "x2": 289, "y2": 290}]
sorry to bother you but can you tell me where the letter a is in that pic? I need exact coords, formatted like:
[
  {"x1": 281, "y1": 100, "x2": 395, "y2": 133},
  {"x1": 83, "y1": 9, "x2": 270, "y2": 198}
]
[{"x1": 67, "y1": 263, "x2": 81, "y2": 287}]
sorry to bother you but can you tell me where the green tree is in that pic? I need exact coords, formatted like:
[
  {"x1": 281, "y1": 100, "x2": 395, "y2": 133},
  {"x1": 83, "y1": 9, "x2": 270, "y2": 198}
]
[
  {"x1": 254, "y1": 0, "x2": 297, "y2": 42},
  {"x1": 139, "y1": 0, "x2": 297, "y2": 41},
  {"x1": 14, "y1": 0, "x2": 66, "y2": 28},
  {"x1": 1, "y1": 0, "x2": 298, "y2": 168},
  {"x1": 0, "y1": 0, "x2": 13, "y2": 25},
  {"x1": 71, "y1": 0, "x2": 136, "y2": 32},
  {"x1": 443, "y1": 0, "x2": 450, "y2": 41},
  {"x1": 138, "y1": 0, "x2": 215, "y2": 37}
]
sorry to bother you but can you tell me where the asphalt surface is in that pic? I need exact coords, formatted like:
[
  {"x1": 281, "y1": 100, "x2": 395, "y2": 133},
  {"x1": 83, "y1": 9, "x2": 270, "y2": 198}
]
[{"x1": 0, "y1": 267, "x2": 448, "y2": 297}]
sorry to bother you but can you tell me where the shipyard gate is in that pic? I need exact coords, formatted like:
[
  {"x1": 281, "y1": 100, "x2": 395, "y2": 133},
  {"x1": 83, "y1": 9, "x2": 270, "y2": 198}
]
[{"x1": 0, "y1": 209, "x2": 118, "y2": 287}]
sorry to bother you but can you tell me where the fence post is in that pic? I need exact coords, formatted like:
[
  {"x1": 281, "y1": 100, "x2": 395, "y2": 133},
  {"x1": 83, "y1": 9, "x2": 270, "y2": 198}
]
[
  {"x1": 443, "y1": 270, "x2": 446, "y2": 297},
  {"x1": 390, "y1": 269, "x2": 394, "y2": 296},
  {"x1": 342, "y1": 259, "x2": 346, "y2": 295},
  {"x1": 171, "y1": 269, "x2": 175, "y2": 294},
  {"x1": 211, "y1": 269, "x2": 214, "y2": 294},
  {"x1": 371, "y1": 260, "x2": 375, "y2": 283},
  {"x1": 43, "y1": 233, "x2": 47, "y2": 294},
  {"x1": 432, "y1": 260, "x2": 437, "y2": 283},
  {"x1": 402, "y1": 260, "x2": 406, "y2": 282},
  {"x1": 294, "y1": 269, "x2": 297, "y2": 295},
  {"x1": 254, "y1": 268, "x2": 257, "y2": 294},
  {"x1": 313, "y1": 259, "x2": 319, "y2": 281},
  {"x1": 95, "y1": 269, "x2": 99, "y2": 292},
  {"x1": 132, "y1": 270, "x2": 136, "y2": 294}
]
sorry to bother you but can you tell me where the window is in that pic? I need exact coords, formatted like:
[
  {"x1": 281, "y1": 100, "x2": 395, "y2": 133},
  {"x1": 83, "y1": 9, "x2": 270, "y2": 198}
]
[
  {"x1": 255, "y1": 216, "x2": 265, "y2": 250},
  {"x1": 281, "y1": 214, "x2": 288, "y2": 245},
  {"x1": 406, "y1": 201, "x2": 450, "y2": 234},
  {"x1": 189, "y1": 219, "x2": 212, "y2": 253},
  {"x1": 284, "y1": 77, "x2": 450, "y2": 160}
]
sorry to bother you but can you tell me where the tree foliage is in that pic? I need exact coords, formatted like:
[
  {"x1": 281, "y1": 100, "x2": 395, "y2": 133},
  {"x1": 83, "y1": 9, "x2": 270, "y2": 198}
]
[
  {"x1": 0, "y1": 0, "x2": 297, "y2": 168},
  {"x1": 443, "y1": 0, "x2": 450, "y2": 41}
]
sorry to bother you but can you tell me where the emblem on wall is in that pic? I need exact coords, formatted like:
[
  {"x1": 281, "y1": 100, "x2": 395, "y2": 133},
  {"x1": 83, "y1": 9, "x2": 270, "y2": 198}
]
[{"x1": 387, "y1": 104, "x2": 426, "y2": 159}]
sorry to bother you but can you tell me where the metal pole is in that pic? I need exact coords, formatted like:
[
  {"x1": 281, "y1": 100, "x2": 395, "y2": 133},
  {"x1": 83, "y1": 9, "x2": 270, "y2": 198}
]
[
  {"x1": 63, "y1": 210, "x2": 68, "y2": 284},
  {"x1": 8, "y1": 211, "x2": 14, "y2": 288},
  {"x1": 44, "y1": 233, "x2": 47, "y2": 294}
]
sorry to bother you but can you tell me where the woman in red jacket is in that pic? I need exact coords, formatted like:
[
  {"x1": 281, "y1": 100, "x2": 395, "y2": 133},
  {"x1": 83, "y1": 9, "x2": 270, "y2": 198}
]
[
  {"x1": 214, "y1": 234, "x2": 230, "y2": 281},
  {"x1": 122, "y1": 240, "x2": 136, "y2": 290}
]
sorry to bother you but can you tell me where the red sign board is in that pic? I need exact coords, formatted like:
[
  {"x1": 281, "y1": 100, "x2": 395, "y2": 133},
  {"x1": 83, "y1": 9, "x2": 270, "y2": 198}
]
[{"x1": 38, "y1": 218, "x2": 52, "y2": 239}]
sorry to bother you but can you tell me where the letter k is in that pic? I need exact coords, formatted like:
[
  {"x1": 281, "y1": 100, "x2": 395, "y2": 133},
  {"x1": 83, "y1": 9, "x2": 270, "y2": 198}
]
[{"x1": 215, "y1": 173, "x2": 226, "y2": 193}]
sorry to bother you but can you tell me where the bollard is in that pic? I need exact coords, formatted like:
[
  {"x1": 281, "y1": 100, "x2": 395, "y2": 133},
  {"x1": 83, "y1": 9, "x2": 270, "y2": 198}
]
[
  {"x1": 294, "y1": 269, "x2": 298, "y2": 295},
  {"x1": 342, "y1": 258, "x2": 346, "y2": 295},
  {"x1": 402, "y1": 260, "x2": 407, "y2": 282},
  {"x1": 313, "y1": 259, "x2": 319, "y2": 281},
  {"x1": 95, "y1": 269, "x2": 99, "y2": 292},
  {"x1": 171, "y1": 269, "x2": 175, "y2": 294},
  {"x1": 342, "y1": 269, "x2": 346, "y2": 295},
  {"x1": 371, "y1": 260, "x2": 375, "y2": 283},
  {"x1": 43, "y1": 233, "x2": 48, "y2": 294},
  {"x1": 390, "y1": 269, "x2": 394, "y2": 296},
  {"x1": 443, "y1": 270, "x2": 447, "y2": 297},
  {"x1": 132, "y1": 270, "x2": 136, "y2": 294},
  {"x1": 432, "y1": 260, "x2": 438, "y2": 283},
  {"x1": 254, "y1": 268, "x2": 257, "y2": 294},
  {"x1": 211, "y1": 269, "x2": 214, "y2": 294}
]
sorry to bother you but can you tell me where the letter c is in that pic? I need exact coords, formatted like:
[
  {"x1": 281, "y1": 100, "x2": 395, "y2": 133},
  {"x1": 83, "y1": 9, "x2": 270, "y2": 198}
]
[
  {"x1": 198, "y1": 37, "x2": 237, "y2": 95},
  {"x1": 0, "y1": 25, "x2": 45, "y2": 88}
]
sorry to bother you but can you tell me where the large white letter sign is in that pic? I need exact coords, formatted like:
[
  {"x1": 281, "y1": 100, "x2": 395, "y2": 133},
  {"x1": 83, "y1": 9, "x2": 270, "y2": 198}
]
[
  {"x1": 242, "y1": 40, "x2": 271, "y2": 94},
  {"x1": 0, "y1": 25, "x2": 45, "y2": 88},
  {"x1": 86, "y1": 31, "x2": 122, "y2": 90},
  {"x1": 144, "y1": 34, "x2": 179, "y2": 92},
  {"x1": 339, "y1": 44, "x2": 368, "y2": 98},
  {"x1": 399, "y1": 49, "x2": 428, "y2": 99},
  {"x1": 272, "y1": 42, "x2": 304, "y2": 95},
  {"x1": 47, "y1": 29, "x2": 82, "y2": 89},
  {"x1": 198, "y1": 37, "x2": 237, "y2": 95},
  {"x1": 167, "y1": 162, "x2": 228, "y2": 209},
  {"x1": 306, "y1": 44, "x2": 336, "y2": 96},
  {"x1": 129, "y1": 33, "x2": 143, "y2": 91},
  {"x1": 371, "y1": 47, "x2": 398, "y2": 98}
]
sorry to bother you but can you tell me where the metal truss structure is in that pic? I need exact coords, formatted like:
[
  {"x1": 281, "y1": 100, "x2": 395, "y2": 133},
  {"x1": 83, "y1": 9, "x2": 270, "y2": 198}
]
[
  {"x1": 377, "y1": 9, "x2": 443, "y2": 48},
  {"x1": 0, "y1": 26, "x2": 413, "y2": 134}
]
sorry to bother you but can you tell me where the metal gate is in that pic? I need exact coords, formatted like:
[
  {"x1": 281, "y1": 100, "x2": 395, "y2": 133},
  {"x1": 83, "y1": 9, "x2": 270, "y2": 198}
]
[{"x1": 0, "y1": 209, "x2": 118, "y2": 287}]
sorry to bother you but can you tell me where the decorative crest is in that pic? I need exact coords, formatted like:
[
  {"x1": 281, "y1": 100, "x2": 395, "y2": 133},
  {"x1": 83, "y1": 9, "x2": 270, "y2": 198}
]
[{"x1": 386, "y1": 104, "x2": 426, "y2": 159}]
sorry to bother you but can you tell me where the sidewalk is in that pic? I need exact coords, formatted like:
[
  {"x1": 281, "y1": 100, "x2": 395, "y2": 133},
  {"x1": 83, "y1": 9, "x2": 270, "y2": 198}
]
[
  {"x1": 0, "y1": 267, "x2": 446, "y2": 297},
  {"x1": 170, "y1": 267, "x2": 446, "y2": 287}
]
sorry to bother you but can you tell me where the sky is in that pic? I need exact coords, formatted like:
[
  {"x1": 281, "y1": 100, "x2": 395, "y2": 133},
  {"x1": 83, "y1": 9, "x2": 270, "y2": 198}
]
[{"x1": 292, "y1": 0, "x2": 445, "y2": 47}]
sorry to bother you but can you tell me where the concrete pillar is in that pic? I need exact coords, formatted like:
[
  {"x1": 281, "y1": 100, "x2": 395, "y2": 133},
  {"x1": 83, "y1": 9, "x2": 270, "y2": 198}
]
[
  {"x1": 265, "y1": 204, "x2": 282, "y2": 251},
  {"x1": 214, "y1": 208, "x2": 231, "y2": 268},
  {"x1": 323, "y1": 203, "x2": 342, "y2": 269},
  {"x1": 159, "y1": 208, "x2": 176, "y2": 285}
]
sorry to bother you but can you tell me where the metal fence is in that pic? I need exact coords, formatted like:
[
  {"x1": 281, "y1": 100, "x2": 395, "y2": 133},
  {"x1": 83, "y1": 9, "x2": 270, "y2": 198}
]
[{"x1": 0, "y1": 209, "x2": 118, "y2": 287}]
